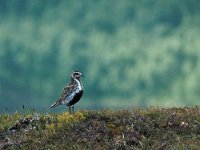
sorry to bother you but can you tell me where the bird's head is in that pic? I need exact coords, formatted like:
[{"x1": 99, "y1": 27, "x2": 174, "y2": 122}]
[{"x1": 71, "y1": 70, "x2": 84, "y2": 79}]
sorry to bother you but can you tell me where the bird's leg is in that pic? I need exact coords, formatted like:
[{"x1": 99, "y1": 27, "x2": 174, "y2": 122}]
[
  {"x1": 72, "y1": 105, "x2": 75, "y2": 114},
  {"x1": 68, "y1": 106, "x2": 71, "y2": 114}
]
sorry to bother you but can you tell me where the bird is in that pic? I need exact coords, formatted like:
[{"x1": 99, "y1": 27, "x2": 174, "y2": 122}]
[{"x1": 50, "y1": 71, "x2": 84, "y2": 114}]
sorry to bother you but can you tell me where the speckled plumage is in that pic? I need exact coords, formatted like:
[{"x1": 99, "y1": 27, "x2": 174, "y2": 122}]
[{"x1": 50, "y1": 71, "x2": 84, "y2": 114}]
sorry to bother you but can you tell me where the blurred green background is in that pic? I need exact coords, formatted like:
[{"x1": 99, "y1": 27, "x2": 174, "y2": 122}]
[{"x1": 0, "y1": 0, "x2": 200, "y2": 112}]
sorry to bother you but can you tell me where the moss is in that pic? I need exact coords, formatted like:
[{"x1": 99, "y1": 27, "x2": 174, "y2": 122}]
[{"x1": 0, "y1": 107, "x2": 200, "y2": 149}]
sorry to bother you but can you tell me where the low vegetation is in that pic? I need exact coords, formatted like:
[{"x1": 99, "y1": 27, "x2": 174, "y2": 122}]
[{"x1": 1, "y1": 107, "x2": 200, "y2": 149}]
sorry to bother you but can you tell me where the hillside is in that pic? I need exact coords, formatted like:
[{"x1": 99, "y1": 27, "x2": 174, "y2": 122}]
[
  {"x1": 1, "y1": 0, "x2": 200, "y2": 110},
  {"x1": 1, "y1": 107, "x2": 200, "y2": 149}
]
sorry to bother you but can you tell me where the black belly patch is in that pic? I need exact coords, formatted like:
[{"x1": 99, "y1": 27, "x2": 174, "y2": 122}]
[{"x1": 67, "y1": 90, "x2": 83, "y2": 106}]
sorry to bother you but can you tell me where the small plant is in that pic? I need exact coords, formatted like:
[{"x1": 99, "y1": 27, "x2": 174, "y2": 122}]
[{"x1": 0, "y1": 107, "x2": 200, "y2": 149}]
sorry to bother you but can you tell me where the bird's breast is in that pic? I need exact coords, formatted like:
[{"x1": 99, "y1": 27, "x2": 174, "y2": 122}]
[{"x1": 67, "y1": 90, "x2": 83, "y2": 106}]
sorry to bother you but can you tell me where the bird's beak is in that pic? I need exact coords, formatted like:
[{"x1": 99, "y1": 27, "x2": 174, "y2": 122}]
[{"x1": 81, "y1": 74, "x2": 84, "y2": 77}]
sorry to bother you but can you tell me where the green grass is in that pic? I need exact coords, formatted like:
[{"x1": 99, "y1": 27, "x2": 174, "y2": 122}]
[{"x1": 1, "y1": 107, "x2": 200, "y2": 149}]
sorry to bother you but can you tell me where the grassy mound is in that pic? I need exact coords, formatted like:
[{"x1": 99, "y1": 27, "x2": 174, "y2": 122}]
[{"x1": 1, "y1": 107, "x2": 200, "y2": 149}]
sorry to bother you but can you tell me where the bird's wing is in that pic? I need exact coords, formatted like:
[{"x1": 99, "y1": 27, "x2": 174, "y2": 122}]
[
  {"x1": 50, "y1": 83, "x2": 77, "y2": 108},
  {"x1": 60, "y1": 83, "x2": 76, "y2": 99}
]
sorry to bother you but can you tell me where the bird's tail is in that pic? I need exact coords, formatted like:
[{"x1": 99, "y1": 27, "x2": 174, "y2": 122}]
[{"x1": 50, "y1": 102, "x2": 59, "y2": 108}]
